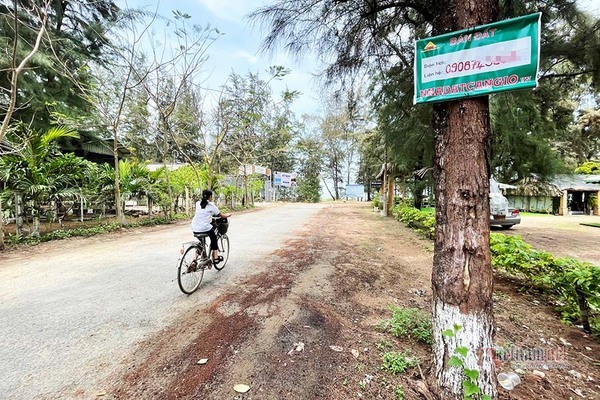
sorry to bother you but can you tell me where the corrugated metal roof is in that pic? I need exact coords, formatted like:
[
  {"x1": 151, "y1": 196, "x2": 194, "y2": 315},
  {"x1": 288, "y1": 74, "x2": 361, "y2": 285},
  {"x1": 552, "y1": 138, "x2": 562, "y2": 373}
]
[
  {"x1": 583, "y1": 175, "x2": 600, "y2": 184},
  {"x1": 550, "y1": 174, "x2": 600, "y2": 191}
]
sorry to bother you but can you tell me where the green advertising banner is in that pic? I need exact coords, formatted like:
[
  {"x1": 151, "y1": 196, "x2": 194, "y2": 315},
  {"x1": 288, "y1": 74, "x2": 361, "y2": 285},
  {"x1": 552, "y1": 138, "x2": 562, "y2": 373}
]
[{"x1": 414, "y1": 13, "x2": 541, "y2": 104}]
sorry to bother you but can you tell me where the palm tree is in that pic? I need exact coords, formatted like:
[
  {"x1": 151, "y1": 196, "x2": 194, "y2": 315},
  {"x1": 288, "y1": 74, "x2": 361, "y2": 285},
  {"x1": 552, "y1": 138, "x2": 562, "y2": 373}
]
[{"x1": 0, "y1": 126, "x2": 90, "y2": 237}]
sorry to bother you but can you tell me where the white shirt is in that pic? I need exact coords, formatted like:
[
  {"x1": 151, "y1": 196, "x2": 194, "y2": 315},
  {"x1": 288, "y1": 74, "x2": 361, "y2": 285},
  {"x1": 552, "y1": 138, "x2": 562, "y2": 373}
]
[{"x1": 191, "y1": 201, "x2": 220, "y2": 232}]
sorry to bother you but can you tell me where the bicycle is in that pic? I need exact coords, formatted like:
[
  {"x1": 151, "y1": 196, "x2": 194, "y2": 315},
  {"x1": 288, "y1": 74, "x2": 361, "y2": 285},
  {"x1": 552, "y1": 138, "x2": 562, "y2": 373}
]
[{"x1": 177, "y1": 218, "x2": 230, "y2": 295}]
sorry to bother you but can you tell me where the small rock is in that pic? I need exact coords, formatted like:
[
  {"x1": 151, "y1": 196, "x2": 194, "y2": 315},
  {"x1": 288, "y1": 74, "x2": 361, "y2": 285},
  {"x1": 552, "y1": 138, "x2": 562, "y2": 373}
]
[
  {"x1": 540, "y1": 338, "x2": 547, "y2": 344},
  {"x1": 568, "y1": 370, "x2": 583, "y2": 379},
  {"x1": 585, "y1": 347, "x2": 592, "y2": 351},
  {"x1": 233, "y1": 384, "x2": 250, "y2": 393},
  {"x1": 351, "y1": 349, "x2": 360, "y2": 358},
  {"x1": 533, "y1": 370, "x2": 546, "y2": 378},
  {"x1": 515, "y1": 369, "x2": 526, "y2": 375},
  {"x1": 196, "y1": 359, "x2": 208, "y2": 365},
  {"x1": 329, "y1": 345, "x2": 343, "y2": 352}
]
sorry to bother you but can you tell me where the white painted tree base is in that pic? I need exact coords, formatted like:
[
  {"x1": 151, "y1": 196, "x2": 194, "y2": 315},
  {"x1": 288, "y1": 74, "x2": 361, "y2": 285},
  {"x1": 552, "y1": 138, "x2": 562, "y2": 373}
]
[{"x1": 432, "y1": 298, "x2": 497, "y2": 399}]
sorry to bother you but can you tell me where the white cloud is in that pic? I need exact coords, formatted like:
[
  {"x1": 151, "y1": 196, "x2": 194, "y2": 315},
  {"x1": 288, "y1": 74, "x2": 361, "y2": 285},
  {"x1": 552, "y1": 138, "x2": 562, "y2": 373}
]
[
  {"x1": 230, "y1": 50, "x2": 259, "y2": 64},
  {"x1": 195, "y1": 0, "x2": 266, "y2": 23},
  {"x1": 119, "y1": 0, "x2": 324, "y2": 116}
]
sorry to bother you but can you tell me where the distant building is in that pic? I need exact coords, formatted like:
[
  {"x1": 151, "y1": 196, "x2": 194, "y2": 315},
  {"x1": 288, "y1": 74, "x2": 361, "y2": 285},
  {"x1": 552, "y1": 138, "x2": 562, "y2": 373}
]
[
  {"x1": 505, "y1": 174, "x2": 600, "y2": 215},
  {"x1": 147, "y1": 162, "x2": 187, "y2": 172},
  {"x1": 70, "y1": 139, "x2": 131, "y2": 165}
]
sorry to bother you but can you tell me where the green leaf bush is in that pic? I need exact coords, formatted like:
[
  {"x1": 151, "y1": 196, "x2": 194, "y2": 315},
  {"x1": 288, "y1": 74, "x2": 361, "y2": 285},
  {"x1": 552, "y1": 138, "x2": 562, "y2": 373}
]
[
  {"x1": 394, "y1": 204, "x2": 435, "y2": 239},
  {"x1": 394, "y1": 206, "x2": 600, "y2": 336},
  {"x1": 7, "y1": 214, "x2": 189, "y2": 245},
  {"x1": 378, "y1": 306, "x2": 433, "y2": 345},
  {"x1": 491, "y1": 233, "x2": 600, "y2": 333}
]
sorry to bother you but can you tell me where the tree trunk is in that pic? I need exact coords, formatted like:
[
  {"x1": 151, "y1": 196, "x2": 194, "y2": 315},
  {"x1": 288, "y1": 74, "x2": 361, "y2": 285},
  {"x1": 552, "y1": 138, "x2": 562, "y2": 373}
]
[
  {"x1": 114, "y1": 134, "x2": 125, "y2": 226},
  {"x1": 432, "y1": 97, "x2": 496, "y2": 398},
  {"x1": 430, "y1": 2, "x2": 498, "y2": 398},
  {"x1": 0, "y1": 197, "x2": 4, "y2": 250},
  {"x1": 386, "y1": 174, "x2": 394, "y2": 216},
  {"x1": 80, "y1": 194, "x2": 84, "y2": 223}
]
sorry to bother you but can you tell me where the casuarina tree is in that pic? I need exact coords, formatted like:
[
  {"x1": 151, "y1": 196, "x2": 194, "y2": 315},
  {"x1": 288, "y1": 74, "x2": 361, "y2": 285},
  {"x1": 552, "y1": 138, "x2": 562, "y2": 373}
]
[{"x1": 251, "y1": 0, "x2": 503, "y2": 397}]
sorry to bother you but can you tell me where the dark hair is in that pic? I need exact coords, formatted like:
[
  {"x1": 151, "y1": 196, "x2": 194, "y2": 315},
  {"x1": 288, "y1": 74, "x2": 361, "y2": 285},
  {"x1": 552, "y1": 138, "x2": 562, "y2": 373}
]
[{"x1": 200, "y1": 189, "x2": 213, "y2": 209}]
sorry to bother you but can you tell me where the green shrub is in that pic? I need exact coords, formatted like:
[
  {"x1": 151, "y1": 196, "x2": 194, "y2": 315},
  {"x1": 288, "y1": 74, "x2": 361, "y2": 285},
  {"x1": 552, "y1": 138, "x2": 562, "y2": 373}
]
[
  {"x1": 8, "y1": 215, "x2": 185, "y2": 246},
  {"x1": 395, "y1": 384, "x2": 405, "y2": 400},
  {"x1": 372, "y1": 196, "x2": 381, "y2": 210},
  {"x1": 378, "y1": 306, "x2": 433, "y2": 345},
  {"x1": 394, "y1": 208, "x2": 600, "y2": 337},
  {"x1": 382, "y1": 351, "x2": 418, "y2": 375},
  {"x1": 490, "y1": 233, "x2": 600, "y2": 333},
  {"x1": 395, "y1": 206, "x2": 435, "y2": 239}
]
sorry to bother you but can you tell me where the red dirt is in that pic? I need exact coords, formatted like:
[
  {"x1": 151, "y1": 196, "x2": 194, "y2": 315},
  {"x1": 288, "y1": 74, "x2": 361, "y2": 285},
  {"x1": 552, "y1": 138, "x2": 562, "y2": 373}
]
[{"x1": 104, "y1": 203, "x2": 599, "y2": 399}]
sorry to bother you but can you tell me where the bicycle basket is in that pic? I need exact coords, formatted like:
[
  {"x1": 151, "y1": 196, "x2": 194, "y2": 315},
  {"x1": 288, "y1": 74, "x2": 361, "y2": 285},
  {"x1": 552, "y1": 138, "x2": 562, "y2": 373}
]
[{"x1": 216, "y1": 218, "x2": 229, "y2": 234}]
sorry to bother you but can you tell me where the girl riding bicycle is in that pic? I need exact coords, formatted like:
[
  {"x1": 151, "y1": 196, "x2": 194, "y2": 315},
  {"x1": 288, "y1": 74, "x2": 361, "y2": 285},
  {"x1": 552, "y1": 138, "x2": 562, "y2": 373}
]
[{"x1": 191, "y1": 190, "x2": 231, "y2": 263}]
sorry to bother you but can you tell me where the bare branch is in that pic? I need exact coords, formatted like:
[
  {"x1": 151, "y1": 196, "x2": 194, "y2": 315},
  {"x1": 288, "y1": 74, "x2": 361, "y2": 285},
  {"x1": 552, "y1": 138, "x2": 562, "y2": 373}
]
[{"x1": 0, "y1": 0, "x2": 52, "y2": 143}]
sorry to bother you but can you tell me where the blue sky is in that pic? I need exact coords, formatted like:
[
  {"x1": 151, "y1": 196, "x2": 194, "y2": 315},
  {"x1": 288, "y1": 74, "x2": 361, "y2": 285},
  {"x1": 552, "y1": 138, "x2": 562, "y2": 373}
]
[
  {"x1": 119, "y1": 0, "x2": 324, "y2": 117},
  {"x1": 119, "y1": 0, "x2": 599, "y2": 118}
]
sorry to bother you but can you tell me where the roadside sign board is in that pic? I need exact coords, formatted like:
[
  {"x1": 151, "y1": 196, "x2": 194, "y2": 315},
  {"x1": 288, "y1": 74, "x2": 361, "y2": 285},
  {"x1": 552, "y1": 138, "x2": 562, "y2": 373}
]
[
  {"x1": 239, "y1": 164, "x2": 269, "y2": 175},
  {"x1": 273, "y1": 171, "x2": 296, "y2": 187},
  {"x1": 414, "y1": 13, "x2": 541, "y2": 104},
  {"x1": 346, "y1": 184, "x2": 365, "y2": 198}
]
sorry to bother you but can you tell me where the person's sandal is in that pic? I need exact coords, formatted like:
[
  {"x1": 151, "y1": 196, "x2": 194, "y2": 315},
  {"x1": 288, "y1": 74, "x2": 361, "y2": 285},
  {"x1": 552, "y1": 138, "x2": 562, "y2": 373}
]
[{"x1": 212, "y1": 256, "x2": 224, "y2": 264}]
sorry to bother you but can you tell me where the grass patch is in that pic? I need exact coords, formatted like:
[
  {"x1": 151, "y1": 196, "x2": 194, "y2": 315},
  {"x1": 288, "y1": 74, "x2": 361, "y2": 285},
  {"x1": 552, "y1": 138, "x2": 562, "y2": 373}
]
[
  {"x1": 378, "y1": 306, "x2": 433, "y2": 345},
  {"x1": 519, "y1": 212, "x2": 554, "y2": 217},
  {"x1": 580, "y1": 223, "x2": 600, "y2": 228},
  {"x1": 381, "y1": 351, "x2": 418, "y2": 375},
  {"x1": 6, "y1": 213, "x2": 189, "y2": 246}
]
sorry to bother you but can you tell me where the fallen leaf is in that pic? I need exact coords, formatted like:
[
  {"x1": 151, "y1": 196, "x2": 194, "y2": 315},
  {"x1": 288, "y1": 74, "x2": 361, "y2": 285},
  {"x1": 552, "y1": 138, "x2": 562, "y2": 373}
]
[
  {"x1": 329, "y1": 345, "x2": 343, "y2": 352},
  {"x1": 233, "y1": 384, "x2": 251, "y2": 393},
  {"x1": 196, "y1": 359, "x2": 208, "y2": 365},
  {"x1": 559, "y1": 337, "x2": 572, "y2": 346},
  {"x1": 351, "y1": 349, "x2": 359, "y2": 358}
]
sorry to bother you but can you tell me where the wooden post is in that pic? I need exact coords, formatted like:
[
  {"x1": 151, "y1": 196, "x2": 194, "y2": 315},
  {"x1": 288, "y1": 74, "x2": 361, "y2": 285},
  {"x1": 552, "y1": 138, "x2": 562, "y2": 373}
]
[{"x1": 80, "y1": 192, "x2": 84, "y2": 223}]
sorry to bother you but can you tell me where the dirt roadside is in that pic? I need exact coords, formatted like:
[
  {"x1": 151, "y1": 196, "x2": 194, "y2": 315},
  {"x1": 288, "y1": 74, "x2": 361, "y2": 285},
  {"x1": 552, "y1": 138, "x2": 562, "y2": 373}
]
[{"x1": 106, "y1": 202, "x2": 600, "y2": 400}]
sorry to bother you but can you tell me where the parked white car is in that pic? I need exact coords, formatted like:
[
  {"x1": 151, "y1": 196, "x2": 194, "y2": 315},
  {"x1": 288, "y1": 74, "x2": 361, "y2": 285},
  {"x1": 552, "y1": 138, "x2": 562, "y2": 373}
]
[{"x1": 490, "y1": 179, "x2": 521, "y2": 229}]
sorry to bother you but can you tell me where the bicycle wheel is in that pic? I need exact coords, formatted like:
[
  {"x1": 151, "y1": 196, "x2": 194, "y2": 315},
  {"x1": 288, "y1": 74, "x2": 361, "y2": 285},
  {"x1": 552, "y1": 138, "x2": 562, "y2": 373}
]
[
  {"x1": 178, "y1": 243, "x2": 206, "y2": 294},
  {"x1": 214, "y1": 234, "x2": 230, "y2": 271}
]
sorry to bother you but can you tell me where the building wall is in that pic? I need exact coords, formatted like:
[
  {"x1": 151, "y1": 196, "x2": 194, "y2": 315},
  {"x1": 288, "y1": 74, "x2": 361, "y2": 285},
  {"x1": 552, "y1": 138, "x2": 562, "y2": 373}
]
[{"x1": 507, "y1": 195, "x2": 554, "y2": 213}]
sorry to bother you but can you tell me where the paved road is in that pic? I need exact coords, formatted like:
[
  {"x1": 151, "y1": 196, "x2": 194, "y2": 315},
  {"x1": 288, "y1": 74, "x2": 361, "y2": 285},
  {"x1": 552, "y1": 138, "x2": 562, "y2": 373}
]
[{"x1": 0, "y1": 203, "x2": 325, "y2": 399}]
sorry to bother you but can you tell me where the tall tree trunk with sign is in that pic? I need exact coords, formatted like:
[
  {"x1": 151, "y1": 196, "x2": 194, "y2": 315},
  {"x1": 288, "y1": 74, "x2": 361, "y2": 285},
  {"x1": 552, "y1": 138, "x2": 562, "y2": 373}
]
[{"x1": 430, "y1": 1, "x2": 498, "y2": 397}]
